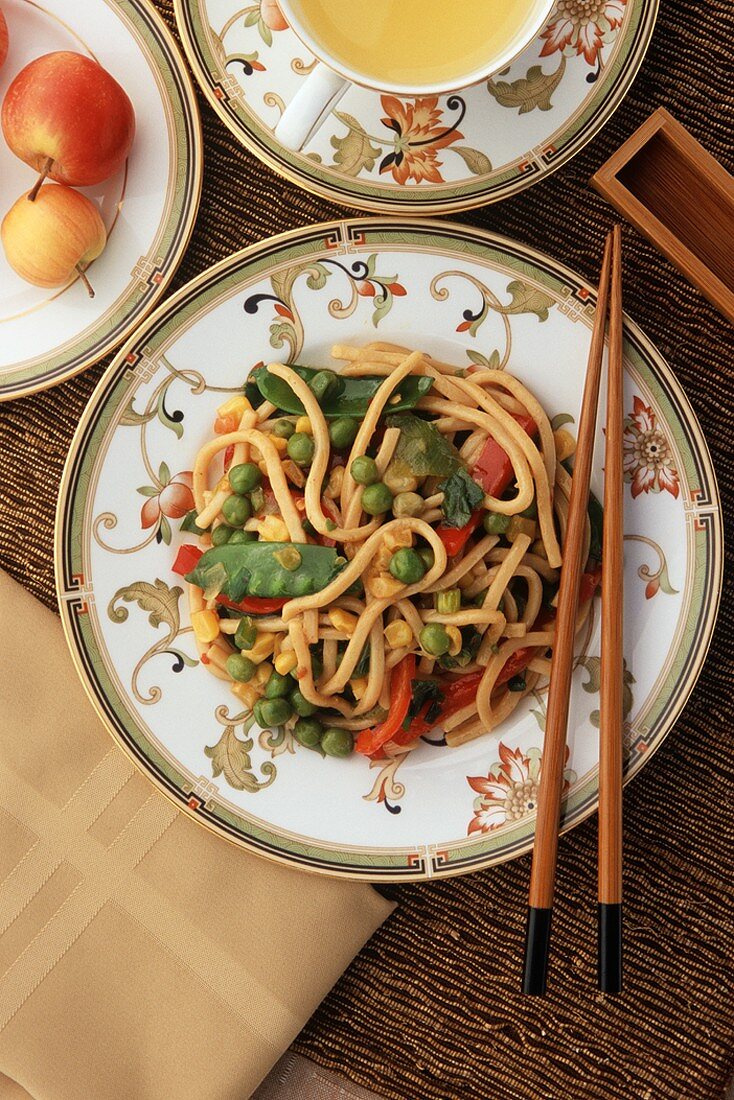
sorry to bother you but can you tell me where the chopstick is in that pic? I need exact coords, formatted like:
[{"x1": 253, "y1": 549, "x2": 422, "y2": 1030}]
[
  {"x1": 522, "y1": 230, "x2": 615, "y2": 996},
  {"x1": 598, "y1": 224, "x2": 624, "y2": 993}
]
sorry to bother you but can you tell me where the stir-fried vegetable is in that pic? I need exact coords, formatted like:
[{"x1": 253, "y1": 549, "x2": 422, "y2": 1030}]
[
  {"x1": 184, "y1": 541, "x2": 345, "y2": 601},
  {"x1": 355, "y1": 654, "x2": 415, "y2": 756},
  {"x1": 439, "y1": 467, "x2": 485, "y2": 528},
  {"x1": 385, "y1": 413, "x2": 462, "y2": 478},
  {"x1": 250, "y1": 364, "x2": 433, "y2": 417}
]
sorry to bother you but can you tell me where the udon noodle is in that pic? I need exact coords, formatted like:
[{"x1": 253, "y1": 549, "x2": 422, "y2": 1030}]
[{"x1": 173, "y1": 343, "x2": 599, "y2": 761}]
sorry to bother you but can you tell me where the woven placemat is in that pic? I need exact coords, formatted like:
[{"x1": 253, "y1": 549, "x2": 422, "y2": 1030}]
[{"x1": 1, "y1": 1, "x2": 732, "y2": 1098}]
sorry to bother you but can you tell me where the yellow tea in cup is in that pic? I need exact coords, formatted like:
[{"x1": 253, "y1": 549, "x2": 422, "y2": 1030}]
[{"x1": 288, "y1": 0, "x2": 549, "y2": 89}]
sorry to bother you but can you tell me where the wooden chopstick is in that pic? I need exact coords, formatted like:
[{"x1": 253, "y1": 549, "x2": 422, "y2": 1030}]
[
  {"x1": 598, "y1": 224, "x2": 624, "y2": 993},
  {"x1": 522, "y1": 230, "x2": 615, "y2": 996}
]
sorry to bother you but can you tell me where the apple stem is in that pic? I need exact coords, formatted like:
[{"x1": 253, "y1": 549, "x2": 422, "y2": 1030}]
[
  {"x1": 28, "y1": 157, "x2": 54, "y2": 202},
  {"x1": 75, "y1": 265, "x2": 95, "y2": 299}
]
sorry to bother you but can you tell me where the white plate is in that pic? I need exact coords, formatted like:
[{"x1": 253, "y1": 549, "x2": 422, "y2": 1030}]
[
  {"x1": 0, "y1": 0, "x2": 201, "y2": 399},
  {"x1": 56, "y1": 219, "x2": 722, "y2": 881}
]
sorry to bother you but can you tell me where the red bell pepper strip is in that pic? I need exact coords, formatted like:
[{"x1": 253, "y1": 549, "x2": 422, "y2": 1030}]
[
  {"x1": 473, "y1": 413, "x2": 537, "y2": 495},
  {"x1": 434, "y1": 414, "x2": 538, "y2": 558},
  {"x1": 579, "y1": 565, "x2": 601, "y2": 604},
  {"x1": 435, "y1": 512, "x2": 483, "y2": 557},
  {"x1": 390, "y1": 670, "x2": 484, "y2": 745},
  {"x1": 172, "y1": 544, "x2": 204, "y2": 576},
  {"x1": 355, "y1": 654, "x2": 415, "y2": 756},
  {"x1": 216, "y1": 594, "x2": 290, "y2": 614}
]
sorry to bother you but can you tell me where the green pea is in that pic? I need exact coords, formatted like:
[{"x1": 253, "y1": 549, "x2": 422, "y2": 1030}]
[
  {"x1": 309, "y1": 369, "x2": 338, "y2": 402},
  {"x1": 419, "y1": 623, "x2": 451, "y2": 657},
  {"x1": 361, "y1": 481, "x2": 393, "y2": 516},
  {"x1": 483, "y1": 511, "x2": 511, "y2": 535},
  {"x1": 389, "y1": 547, "x2": 426, "y2": 584},
  {"x1": 271, "y1": 418, "x2": 295, "y2": 439},
  {"x1": 520, "y1": 499, "x2": 538, "y2": 519},
  {"x1": 228, "y1": 462, "x2": 261, "y2": 495},
  {"x1": 287, "y1": 432, "x2": 315, "y2": 466},
  {"x1": 253, "y1": 696, "x2": 293, "y2": 728},
  {"x1": 392, "y1": 491, "x2": 424, "y2": 518},
  {"x1": 291, "y1": 689, "x2": 318, "y2": 717},
  {"x1": 226, "y1": 653, "x2": 256, "y2": 682},
  {"x1": 211, "y1": 523, "x2": 233, "y2": 547},
  {"x1": 418, "y1": 547, "x2": 435, "y2": 572},
  {"x1": 234, "y1": 616, "x2": 257, "y2": 650},
  {"x1": 329, "y1": 417, "x2": 358, "y2": 449},
  {"x1": 228, "y1": 529, "x2": 258, "y2": 544},
  {"x1": 350, "y1": 455, "x2": 378, "y2": 486},
  {"x1": 294, "y1": 717, "x2": 323, "y2": 748},
  {"x1": 264, "y1": 670, "x2": 292, "y2": 699},
  {"x1": 321, "y1": 727, "x2": 354, "y2": 758},
  {"x1": 222, "y1": 494, "x2": 251, "y2": 526}
]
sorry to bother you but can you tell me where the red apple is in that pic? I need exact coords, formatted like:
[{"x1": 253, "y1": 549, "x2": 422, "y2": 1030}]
[
  {"x1": 2, "y1": 51, "x2": 135, "y2": 192},
  {"x1": 2, "y1": 183, "x2": 106, "y2": 296},
  {"x1": 0, "y1": 8, "x2": 8, "y2": 69}
]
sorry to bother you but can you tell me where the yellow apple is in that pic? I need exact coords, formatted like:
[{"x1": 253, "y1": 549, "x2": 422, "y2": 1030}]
[{"x1": 2, "y1": 183, "x2": 106, "y2": 296}]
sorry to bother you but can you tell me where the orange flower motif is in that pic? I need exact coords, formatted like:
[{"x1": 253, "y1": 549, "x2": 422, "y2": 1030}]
[
  {"x1": 539, "y1": 0, "x2": 626, "y2": 66},
  {"x1": 379, "y1": 95, "x2": 463, "y2": 185},
  {"x1": 623, "y1": 396, "x2": 679, "y2": 499}
]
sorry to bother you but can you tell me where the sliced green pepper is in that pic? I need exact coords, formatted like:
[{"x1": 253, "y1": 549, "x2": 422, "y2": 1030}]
[
  {"x1": 185, "y1": 542, "x2": 345, "y2": 602},
  {"x1": 250, "y1": 364, "x2": 433, "y2": 418}
]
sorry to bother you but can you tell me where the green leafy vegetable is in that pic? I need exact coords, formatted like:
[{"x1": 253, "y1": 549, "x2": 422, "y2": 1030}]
[
  {"x1": 179, "y1": 509, "x2": 209, "y2": 534},
  {"x1": 439, "y1": 468, "x2": 484, "y2": 528},
  {"x1": 185, "y1": 542, "x2": 344, "y2": 601},
  {"x1": 386, "y1": 413, "x2": 463, "y2": 478},
  {"x1": 407, "y1": 678, "x2": 444, "y2": 721},
  {"x1": 250, "y1": 364, "x2": 433, "y2": 418}
]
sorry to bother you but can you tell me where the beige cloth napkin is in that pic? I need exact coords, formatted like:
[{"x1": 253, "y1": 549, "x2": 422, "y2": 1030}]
[{"x1": 0, "y1": 573, "x2": 392, "y2": 1100}]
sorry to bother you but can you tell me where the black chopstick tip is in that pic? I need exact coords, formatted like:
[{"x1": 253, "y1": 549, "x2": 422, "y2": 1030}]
[
  {"x1": 522, "y1": 906, "x2": 553, "y2": 995},
  {"x1": 598, "y1": 902, "x2": 623, "y2": 993}
]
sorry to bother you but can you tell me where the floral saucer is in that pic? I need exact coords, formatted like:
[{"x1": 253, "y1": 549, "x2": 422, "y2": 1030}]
[
  {"x1": 56, "y1": 219, "x2": 721, "y2": 881},
  {"x1": 175, "y1": 0, "x2": 657, "y2": 213}
]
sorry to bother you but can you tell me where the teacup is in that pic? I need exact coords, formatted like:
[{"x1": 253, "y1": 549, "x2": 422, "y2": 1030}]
[{"x1": 274, "y1": 0, "x2": 555, "y2": 152}]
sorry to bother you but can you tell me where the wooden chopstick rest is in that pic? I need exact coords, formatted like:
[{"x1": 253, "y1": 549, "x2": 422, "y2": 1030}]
[{"x1": 591, "y1": 107, "x2": 734, "y2": 324}]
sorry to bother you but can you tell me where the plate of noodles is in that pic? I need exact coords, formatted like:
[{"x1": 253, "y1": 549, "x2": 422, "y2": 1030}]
[{"x1": 56, "y1": 219, "x2": 722, "y2": 880}]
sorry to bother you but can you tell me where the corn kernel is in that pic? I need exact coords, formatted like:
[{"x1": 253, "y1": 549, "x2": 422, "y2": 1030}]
[
  {"x1": 268, "y1": 433, "x2": 288, "y2": 455},
  {"x1": 385, "y1": 620, "x2": 412, "y2": 649},
  {"x1": 328, "y1": 608, "x2": 359, "y2": 636},
  {"x1": 191, "y1": 610, "x2": 220, "y2": 644},
  {"x1": 217, "y1": 395, "x2": 252, "y2": 418},
  {"x1": 295, "y1": 416, "x2": 312, "y2": 435},
  {"x1": 275, "y1": 650, "x2": 298, "y2": 675},
  {"x1": 384, "y1": 528, "x2": 413, "y2": 551},
  {"x1": 254, "y1": 661, "x2": 274, "y2": 687},
  {"x1": 241, "y1": 633, "x2": 276, "y2": 664},
  {"x1": 554, "y1": 428, "x2": 576, "y2": 462},
  {"x1": 368, "y1": 573, "x2": 405, "y2": 598},
  {"x1": 258, "y1": 515, "x2": 289, "y2": 542},
  {"x1": 324, "y1": 465, "x2": 344, "y2": 500},
  {"x1": 446, "y1": 626, "x2": 463, "y2": 657},
  {"x1": 350, "y1": 676, "x2": 369, "y2": 700},
  {"x1": 231, "y1": 681, "x2": 259, "y2": 709}
]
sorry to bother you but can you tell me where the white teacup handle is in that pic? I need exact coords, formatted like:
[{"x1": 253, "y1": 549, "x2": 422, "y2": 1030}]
[{"x1": 274, "y1": 63, "x2": 349, "y2": 152}]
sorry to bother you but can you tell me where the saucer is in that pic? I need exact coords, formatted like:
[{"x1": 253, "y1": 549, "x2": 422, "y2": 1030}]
[{"x1": 175, "y1": 0, "x2": 657, "y2": 214}]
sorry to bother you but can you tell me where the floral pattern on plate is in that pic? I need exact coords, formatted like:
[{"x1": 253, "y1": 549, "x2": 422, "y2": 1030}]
[
  {"x1": 175, "y1": 0, "x2": 656, "y2": 211},
  {"x1": 56, "y1": 219, "x2": 721, "y2": 880}
]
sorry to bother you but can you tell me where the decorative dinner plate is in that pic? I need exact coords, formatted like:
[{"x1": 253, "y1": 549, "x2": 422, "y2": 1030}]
[
  {"x1": 174, "y1": 0, "x2": 656, "y2": 214},
  {"x1": 0, "y1": 0, "x2": 201, "y2": 400},
  {"x1": 56, "y1": 219, "x2": 721, "y2": 881}
]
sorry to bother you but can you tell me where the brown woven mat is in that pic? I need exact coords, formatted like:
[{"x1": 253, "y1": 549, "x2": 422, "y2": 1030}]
[{"x1": 1, "y1": 1, "x2": 733, "y2": 1097}]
